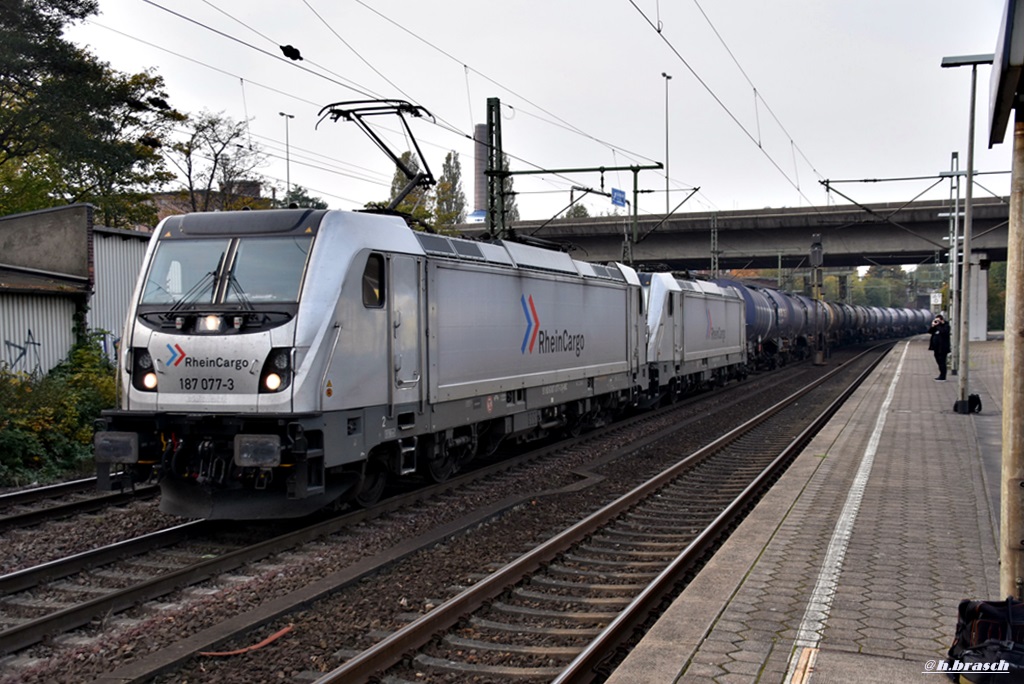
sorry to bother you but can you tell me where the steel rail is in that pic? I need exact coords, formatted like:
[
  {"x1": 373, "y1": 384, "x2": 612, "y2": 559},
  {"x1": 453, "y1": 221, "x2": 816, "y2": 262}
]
[
  {"x1": 0, "y1": 520, "x2": 209, "y2": 595},
  {"x1": 0, "y1": 478, "x2": 97, "y2": 508},
  {"x1": 311, "y1": 343, "x2": 893, "y2": 684},
  {"x1": 0, "y1": 485, "x2": 159, "y2": 532}
]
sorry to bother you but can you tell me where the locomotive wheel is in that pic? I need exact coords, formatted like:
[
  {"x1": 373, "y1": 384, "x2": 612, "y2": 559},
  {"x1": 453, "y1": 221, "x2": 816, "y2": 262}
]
[
  {"x1": 423, "y1": 451, "x2": 455, "y2": 483},
  {"x1": 354, "y1": 465, "x2": 387, "y2": 507}
]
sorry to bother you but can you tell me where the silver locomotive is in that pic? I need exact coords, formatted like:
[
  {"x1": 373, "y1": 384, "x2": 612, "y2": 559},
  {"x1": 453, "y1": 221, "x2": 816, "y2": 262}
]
[{"x1": 96, "y1": 208, "x2": 650, "y2": 518}]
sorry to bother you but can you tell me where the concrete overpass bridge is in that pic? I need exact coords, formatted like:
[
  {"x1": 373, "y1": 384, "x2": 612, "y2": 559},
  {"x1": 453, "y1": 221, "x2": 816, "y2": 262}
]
[{"x1": 468, "y1": 197, "x2": 1009, "y2": 272}]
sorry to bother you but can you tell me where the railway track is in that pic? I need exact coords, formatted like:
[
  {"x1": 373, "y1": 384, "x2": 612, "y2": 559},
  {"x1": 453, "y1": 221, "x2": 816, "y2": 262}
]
[
  {"x1": 312, "y1": 344, "x2": 892, "y2": 683},
  {"x1": 0, "y1": 348, "x2": 874, "y2": 682},
  {"x1": 0, "y1": 371, "x2": 742, "y2": 660},
  {"x1": 0, "y1": 479, "x2": 158, "y2": 533}
]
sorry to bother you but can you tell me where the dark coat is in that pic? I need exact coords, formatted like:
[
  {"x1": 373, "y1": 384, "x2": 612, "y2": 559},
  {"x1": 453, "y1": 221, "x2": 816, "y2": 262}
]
[{"x1": 929, "y1": 320, "x2": 951, "y2": 355}]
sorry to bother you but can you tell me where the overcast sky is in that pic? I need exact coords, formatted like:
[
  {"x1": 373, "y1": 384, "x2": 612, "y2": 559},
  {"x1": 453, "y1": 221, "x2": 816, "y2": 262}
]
[{"x1": 65, "y1": 0, "x2": 1010, "y2": 221}]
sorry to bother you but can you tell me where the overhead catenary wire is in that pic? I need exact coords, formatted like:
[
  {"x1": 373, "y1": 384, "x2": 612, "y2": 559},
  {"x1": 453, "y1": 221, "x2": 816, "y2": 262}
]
[
  {"x1": 110, "y1": 4, "x2": 618, "y2": 211},
  {"x1": 206, "y1": 0, "x2": 661, "y2": 203},
  {"x1": 94, "y1": 1, "x2": 704, "y2": 216},
  {"x1": 627, "y1": 0, "x2": 823, "y2": 211},
  {"x1": 690, "y1": 0, "x2": 825, "y2": 184},
  {"x1": 348, "y1": 0, "x2": 662, "y2": 167},
  {"x1": 140, "y1": 0, "x2": 381, "y2": 99}
]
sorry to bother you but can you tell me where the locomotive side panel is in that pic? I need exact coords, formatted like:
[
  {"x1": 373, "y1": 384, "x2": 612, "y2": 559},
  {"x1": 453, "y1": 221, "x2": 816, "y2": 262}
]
[
  {"x1": 679, "y1": 285, "x2": 745, "y2": 364},
  {"x1": 426, "y1": 261, "x2": 632, "y2": 404}
]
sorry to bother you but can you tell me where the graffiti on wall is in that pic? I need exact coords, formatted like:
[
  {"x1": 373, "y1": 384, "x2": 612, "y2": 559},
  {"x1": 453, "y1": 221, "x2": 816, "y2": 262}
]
[{"x1": 4, "y1": 329, "x2": 43, "y2": 374}]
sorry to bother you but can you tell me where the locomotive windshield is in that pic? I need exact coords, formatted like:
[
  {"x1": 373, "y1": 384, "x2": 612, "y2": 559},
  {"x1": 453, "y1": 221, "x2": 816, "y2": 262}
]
[{"x1": 140, "y1": 236, "x2": 313, "y2": 306}]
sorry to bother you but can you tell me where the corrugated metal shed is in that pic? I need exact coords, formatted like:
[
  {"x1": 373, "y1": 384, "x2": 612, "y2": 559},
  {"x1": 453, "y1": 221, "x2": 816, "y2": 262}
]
[
  {"x1": 89, "y1": 226, "x2": 151, "y2": 360},
  {"x1": 0, "y1": 293, "x2": 77, "y2": 374}
]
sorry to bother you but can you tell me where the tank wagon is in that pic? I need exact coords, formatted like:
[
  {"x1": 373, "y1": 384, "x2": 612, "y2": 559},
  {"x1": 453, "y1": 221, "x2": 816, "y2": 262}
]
[{"x1": 94, "y1": 208, "x2": 931, "y2": 520}]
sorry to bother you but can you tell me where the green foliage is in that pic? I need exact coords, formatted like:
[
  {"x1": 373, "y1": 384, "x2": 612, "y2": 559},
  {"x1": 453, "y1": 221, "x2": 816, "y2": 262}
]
[
  {"x1": 383, "y1": 150, "x2": 434, "y2": 224},
  {"x1": 855, "y1": 273, "x2": 911, "y2": 307},
  {"x1": 433, "y1": 151, "x2": 465, "y2": 233},
  {"x1": 989, "y1": 261, "x2": 1007, "y2": 331},
  {"x1": 0, "y1": 3, "x2": 184, "y2": 227},
  {"x1": 0, "y1": 337, "x2": 116, "y2": 486},
  {"x1": 500, "y1": 152, "x2": 519, "y2": 222},
  {"x1": 563, "y1": 203, "x2": 590, "y2": 219},
  {"x1": 275, "y1": 185, "x2": 328, "y2": 210}
]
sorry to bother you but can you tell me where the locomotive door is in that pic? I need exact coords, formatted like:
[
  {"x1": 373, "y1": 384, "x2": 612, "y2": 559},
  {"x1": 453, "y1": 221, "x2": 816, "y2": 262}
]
[{"x1": 389, "y1": 255, "x2": 423, "y2": 409}]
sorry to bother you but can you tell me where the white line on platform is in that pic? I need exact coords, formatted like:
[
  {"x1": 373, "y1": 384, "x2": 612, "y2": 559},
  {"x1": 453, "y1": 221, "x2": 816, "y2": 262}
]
[{"x1": 785, "y1": 341, "x2": 909, "y2": 683}]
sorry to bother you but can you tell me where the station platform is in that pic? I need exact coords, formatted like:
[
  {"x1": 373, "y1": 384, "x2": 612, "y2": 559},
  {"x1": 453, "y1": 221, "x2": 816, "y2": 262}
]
[{"x1": 607, "y1": 337, "x2": 1004, "y2": 684}]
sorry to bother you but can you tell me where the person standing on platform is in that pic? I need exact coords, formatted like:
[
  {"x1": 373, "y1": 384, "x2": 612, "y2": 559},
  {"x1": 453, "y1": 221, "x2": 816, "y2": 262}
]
[{"x1": 928, "y1": 314, "x2": 951, "y2": 381}]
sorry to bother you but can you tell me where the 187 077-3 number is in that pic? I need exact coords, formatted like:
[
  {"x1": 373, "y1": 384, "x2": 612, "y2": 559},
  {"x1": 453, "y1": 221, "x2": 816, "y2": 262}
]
[{"x1": 179, "y1": 377, "x2": 235, "y2": 391}]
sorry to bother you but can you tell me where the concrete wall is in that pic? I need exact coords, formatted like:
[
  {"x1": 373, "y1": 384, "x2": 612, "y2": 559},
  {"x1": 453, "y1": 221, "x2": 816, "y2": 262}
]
[{"x1": 0, "y1": 204, "x2": 92, "y2": 280}]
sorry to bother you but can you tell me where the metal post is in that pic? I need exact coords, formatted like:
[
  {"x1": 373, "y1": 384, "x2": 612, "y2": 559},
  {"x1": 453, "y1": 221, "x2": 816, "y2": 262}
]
[
  {"x1": 710, "y1": 215, "x2": 719, "y2": 279},
  {"x1": 279, "y1": 112, "x2": 294, "y2": 199},
  {"x1": 662, "y1": 72, "x2": 672, "y2": 216},
  {"x1": 810, "y1": 236, "x2": 825, "y2": 366},
  {"x1": 954, "y1": 64, "x2": 979, "y2": 412},
  {"x1": 485, "y1": 98, "x2": 505, "y2": 239},
  {"x1": 942, "y1": 53, "x2": 992, "y2": 411},
  {"x1": 950, "y1": 152, "x2": 962, "y2": 375},
  {"x1": 1001, "y1": 106, "x2": 1024, "y2": 599}
]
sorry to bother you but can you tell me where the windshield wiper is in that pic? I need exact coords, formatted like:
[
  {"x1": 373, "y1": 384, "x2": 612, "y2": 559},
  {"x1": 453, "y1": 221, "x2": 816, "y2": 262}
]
[
  {"x1": 166, "y1": 270, "x2": 217, "y2": 316},
  {"x1": 225, "y1": 271, "x2": 254, "y2": 311}
]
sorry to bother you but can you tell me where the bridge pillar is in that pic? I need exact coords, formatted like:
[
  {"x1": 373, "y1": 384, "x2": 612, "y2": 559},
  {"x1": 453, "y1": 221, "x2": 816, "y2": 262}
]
[{"x1": 969, "y1": 252, "x2": 989, "y2": 341}]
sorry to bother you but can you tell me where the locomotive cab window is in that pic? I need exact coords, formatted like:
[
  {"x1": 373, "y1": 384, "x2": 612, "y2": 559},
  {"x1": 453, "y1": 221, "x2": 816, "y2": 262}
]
[
  {"x1": 141, "y1": 239, "x2": 228, "y2": 304},
  {"x1": 362, "y1": 254, "x2": 385, "y2": 308},
  {"x1": 140, "y1": 236, "x2": 311, "y2": 307},
  {"x1": 226, "y1": 236, "x2": 312, "y2": 303}
]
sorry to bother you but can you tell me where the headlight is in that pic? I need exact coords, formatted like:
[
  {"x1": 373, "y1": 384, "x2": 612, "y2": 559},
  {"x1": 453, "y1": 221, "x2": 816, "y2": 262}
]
[
  {"x1": 131, "y1": 348, "x2": 158, "y2": 392},
  {"x1": 234, "y1": 434, "x2": 281, "y2": 467},
  {"x1": 197, "y1": 315, "x2": 223, "y2": 333},
  {"x1": 259, "y1": 348, "x2": 292, "y2": 393}
]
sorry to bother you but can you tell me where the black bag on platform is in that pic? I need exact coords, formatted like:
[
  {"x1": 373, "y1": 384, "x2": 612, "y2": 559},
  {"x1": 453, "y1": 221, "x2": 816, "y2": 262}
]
[
  {"x1": 947, "y1": 598, "x2": 1024, "y2": 682},
  {"x1": 954, "y1": 394, "x2": 983, "y2": 414}
]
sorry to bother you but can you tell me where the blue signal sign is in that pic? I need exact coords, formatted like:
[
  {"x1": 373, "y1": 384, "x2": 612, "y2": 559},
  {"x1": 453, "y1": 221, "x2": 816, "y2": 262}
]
[{"x1": 611, "y1": 188, "x2": 626, "y2": 207}]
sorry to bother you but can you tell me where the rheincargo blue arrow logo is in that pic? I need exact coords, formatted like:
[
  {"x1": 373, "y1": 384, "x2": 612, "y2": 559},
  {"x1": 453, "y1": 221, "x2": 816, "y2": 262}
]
[
  {"x1": 166, "y1": 343, "x2": 187, "y2": 367},
  {"x1": 521, "y1": 294, "x2": 540, "y2": 354}
]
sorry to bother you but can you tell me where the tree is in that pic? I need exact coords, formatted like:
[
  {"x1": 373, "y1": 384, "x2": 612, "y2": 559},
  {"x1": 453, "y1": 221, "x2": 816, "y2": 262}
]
[
  {"x1": 0, "y1": 0, "x2": 99, "y2": 166},
  {"x1": 0, "y1": 2, "x2": 184, "y2": 226},
  {"x1": 167, "y1": 111, "x2": 266, "y2": 213},
  {"x1": 42, "y1": 69, "x2": 182, "y2": 226},
  {"x1": 500, "y1": 152, "x2": 519, "y2": 222},
  {"x1": 371, "y1": 150, "x2": 433, "y2": 225},
  {"x1": 434, "y1": 151, "x2": 465, "y2": 233},
  {"x1": 275, "y1": 185, "x2": 328, "y2": 209},
  {"x1": 563, "y1": 203, "x2": 590, "y2": 219},
  {"x1": 857, "y1": 267, "x2": 910, "y2": 307}
]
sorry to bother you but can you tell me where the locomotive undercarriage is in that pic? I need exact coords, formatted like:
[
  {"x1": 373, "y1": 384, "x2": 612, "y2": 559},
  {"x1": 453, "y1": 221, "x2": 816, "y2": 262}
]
[
  {"x1": 348, "y1": 389, "x2": 631, "y2": 507},
  {"x1": 95, "y1": 411, "x2": 357, "y2": 519}
]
